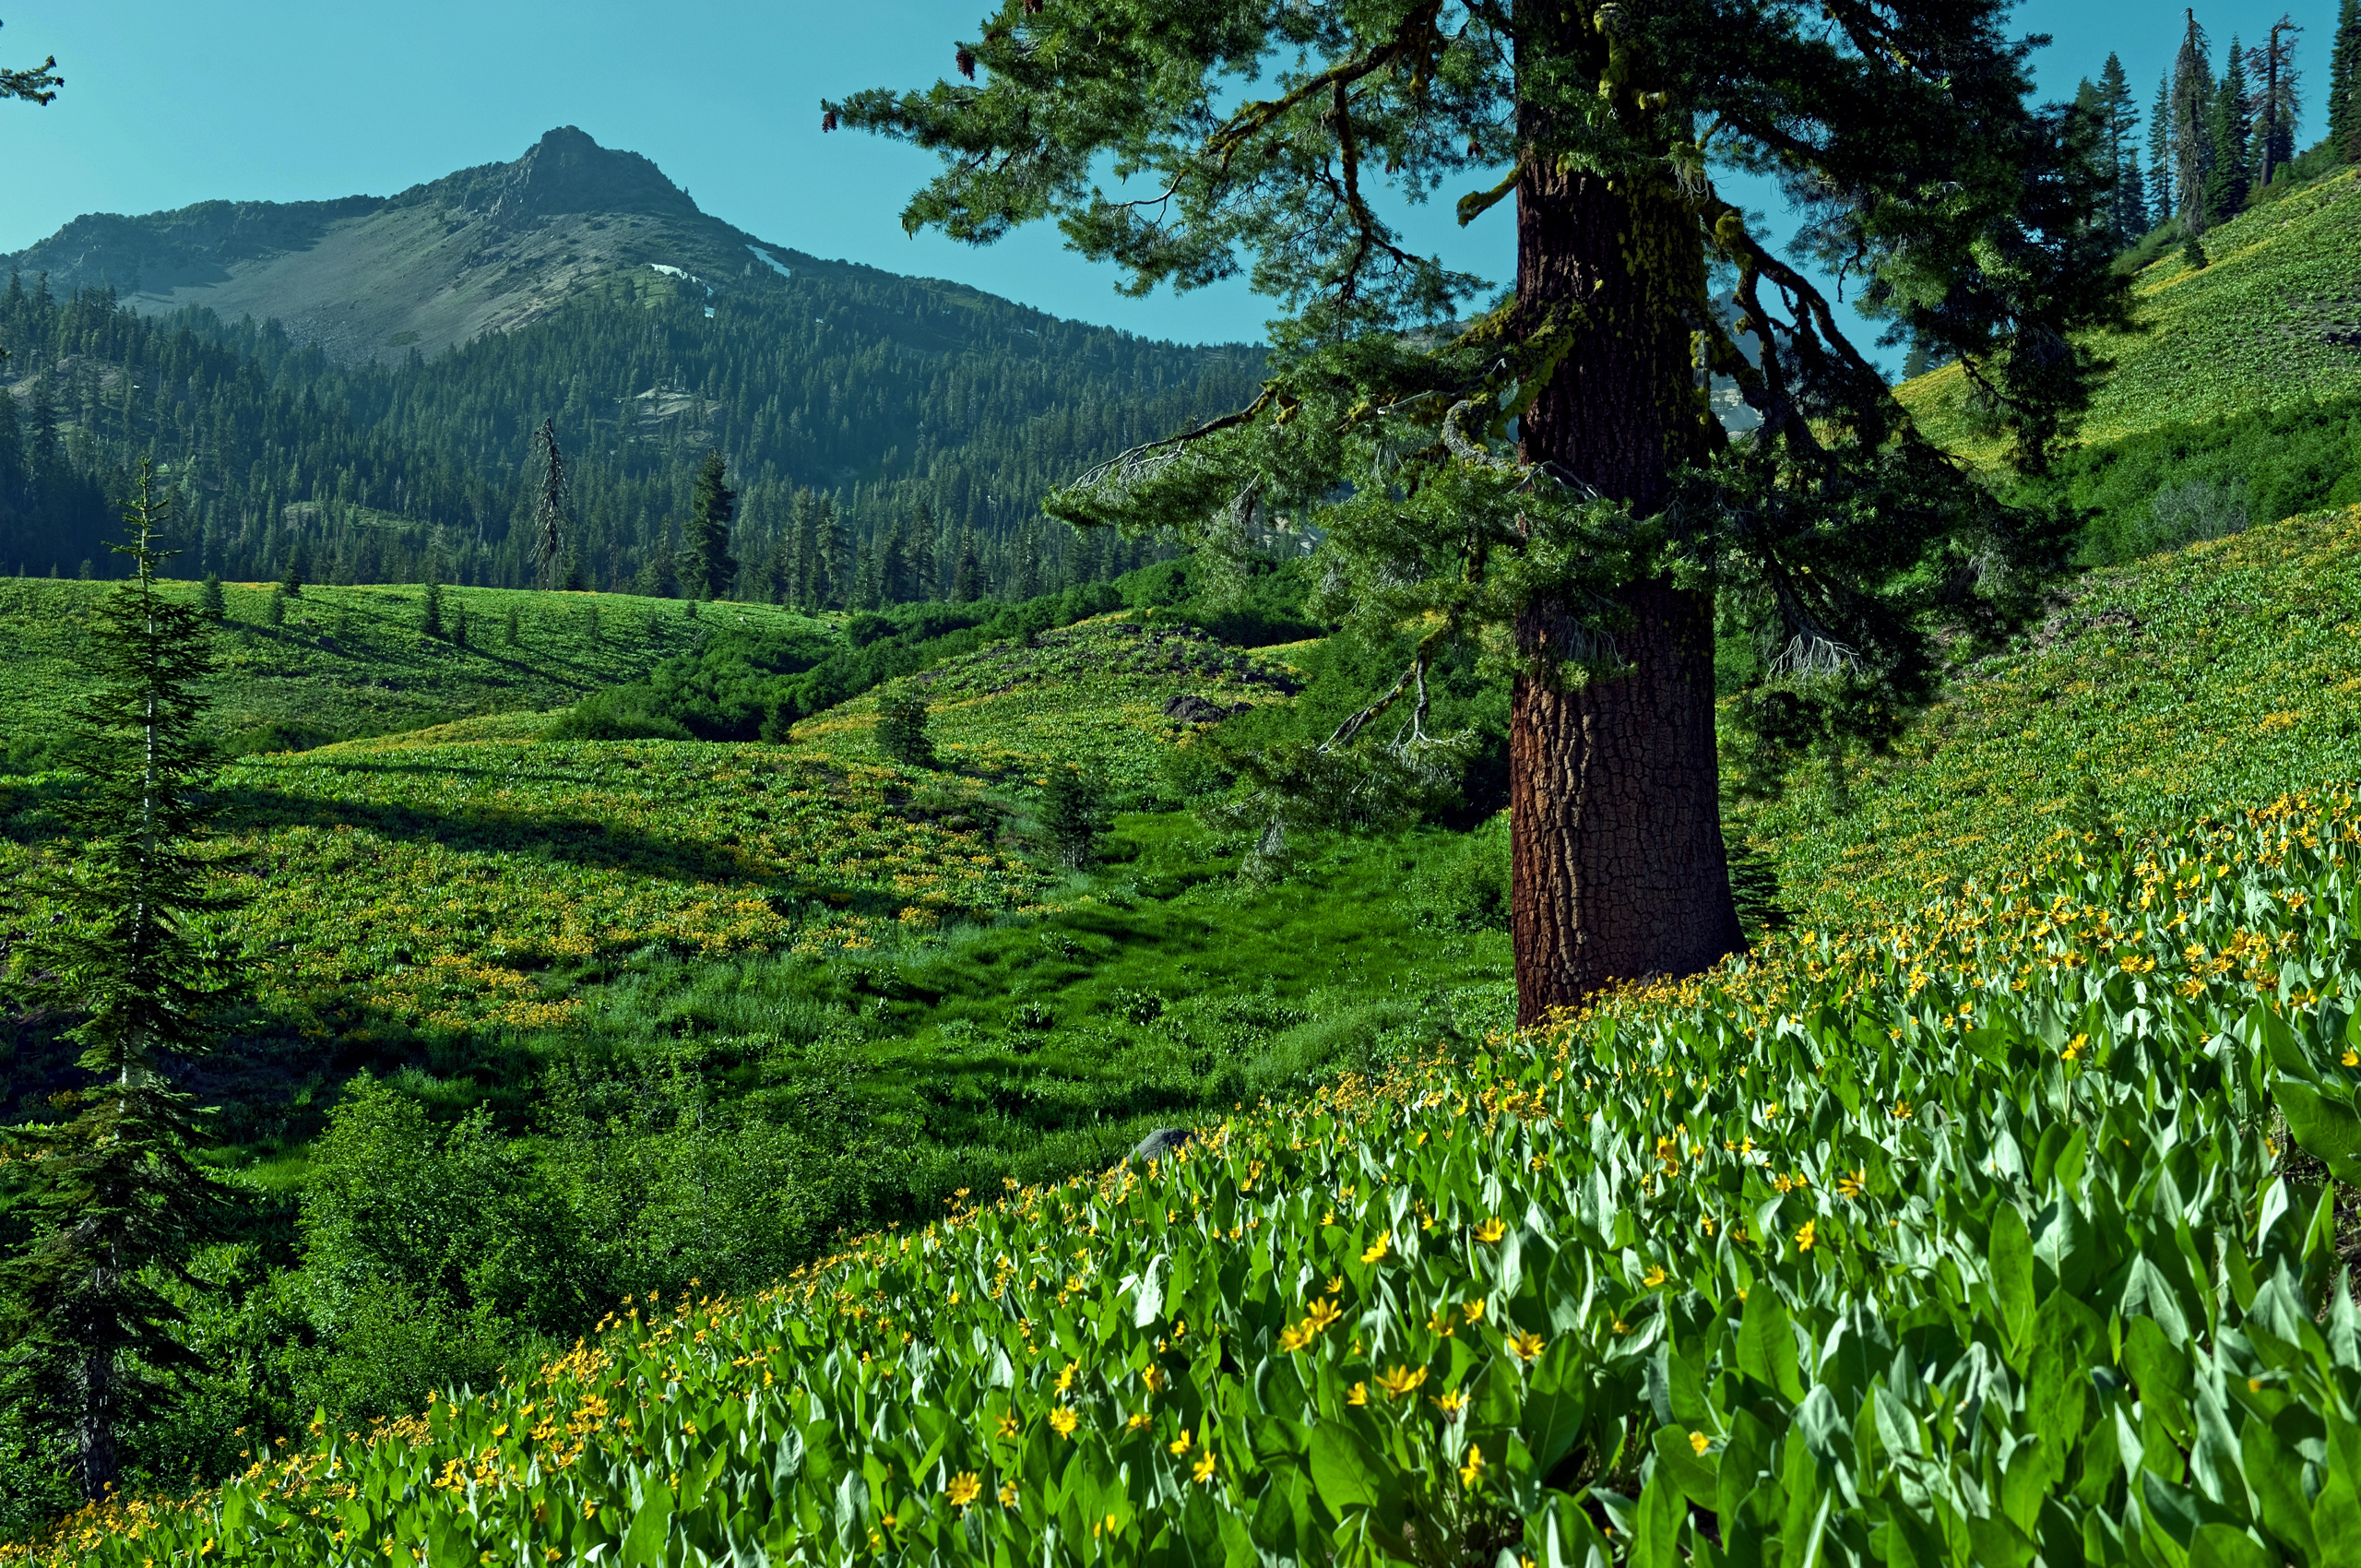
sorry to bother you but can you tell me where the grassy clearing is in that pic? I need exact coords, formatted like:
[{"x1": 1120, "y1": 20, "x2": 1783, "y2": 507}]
[
  {"x1": 1733, "y1": 505, "x2": 2361, "y2": 926},
  {"x1": 33, "y1": 785, "x2": 2361, "y2": 1565},
  {"x1": 0, "y1": 578, "x2": 826, "y2": 767},
  {"x1": 1901, "y1": 166, "x2": 2361, "y2": 461}
]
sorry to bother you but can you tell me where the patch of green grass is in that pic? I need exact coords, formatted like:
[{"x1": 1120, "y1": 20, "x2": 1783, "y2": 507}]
[
  {"x1": 543, "y1": 812, "x2": 1512, "y2": 1197},
  {"x1": 0, "y1": 578, "x2": 829, "y2": 768},
  {"x1": 1734, "y1": 505, "x2": 2361, "y2": 924}
]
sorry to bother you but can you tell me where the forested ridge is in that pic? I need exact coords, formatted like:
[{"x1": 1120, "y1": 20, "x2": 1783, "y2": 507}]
[{"x1": 0, "y1": 259, "x2": 1262, "y2": 597}]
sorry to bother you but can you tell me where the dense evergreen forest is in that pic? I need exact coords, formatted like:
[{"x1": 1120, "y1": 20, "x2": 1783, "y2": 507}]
[{"x1": 0, "y1": 263, "x2": 1264, "y2": 598}]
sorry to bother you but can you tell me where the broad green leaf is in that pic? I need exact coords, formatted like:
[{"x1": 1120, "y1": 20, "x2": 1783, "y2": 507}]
[{"x1": 1988, "y1": 1202, "x2": 2035, "y2": 1363}]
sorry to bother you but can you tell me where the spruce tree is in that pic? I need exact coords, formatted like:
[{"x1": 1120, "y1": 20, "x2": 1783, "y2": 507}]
[
  {"x1": 420, "y1": 578, "x2": 444, "y2": 638},
  {"x1": 680, "y1": 449, "x2": 739, "y2": 601},
  {"x1": 2172, "y1": 14, "x2": 2217, "y2": 233},
  {"x1": 813, "y1": 494, "x2": 849, "y2": 610},
  {"x1": 2205, "y1": 38, "x2": 2252, "y2": 224},
  {"x1": 2329, "y1": 0, "x2": 2360, "y2": 160},
  {"x1": 0, "y1": 462, "x2": 235, "y2": 1501},
  {"x1": 833, "y1": 0, "x2": 2128, "y2": 1021},
  {"x1": 2096, "y1": 53, "x2": 2146, "y2": 242},
  {"x1": 527, "y1": 419, "x2": 571, "y2": 588},
  {"x1": 873, "y1": 679, "x2": 936, "y2": 768},
  {"x1": 196, "y1": 575, "x2": 224, "y2": 622}
]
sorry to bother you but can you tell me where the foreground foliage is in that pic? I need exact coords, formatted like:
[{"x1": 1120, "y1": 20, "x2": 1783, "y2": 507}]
[{"x1": 26, "y1": 789, "x2": 2361, "y2": 1564}]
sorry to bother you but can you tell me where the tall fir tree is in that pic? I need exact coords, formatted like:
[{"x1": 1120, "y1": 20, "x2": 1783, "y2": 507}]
[
  {"x1": 2172, "y1": 13, "x2": 2217, "y2": 232},
  {"x1": 904, "y1": 503, "x2": 937, "y2": 601},
  {"x1": 950, "y1": 525, "x2": 980, "y2": 604},
  {"x1": 527, "y1": 419, "x2": 570, "y2": 588},
  {"x1": 2330, "y1": 0, "x2": 2361, "y2": 160},
  {"x1": 835, "y1": 0, "x2": 2127, "y2": 1020},
  {"x1": 813, "y1": 493, "x2": 849, "y2": 611},
  {"x1": 2150, "y1": 69, "x2": 2176, "y2": 227},
  {"x1": 2206, "y1": 37, "x2": 2252, "y2": 224},
  {"x1": 2097, "y1": 53, "x2": 2147, "y2": 242},
  {"x1": 2247, "y1": 19, "x2": 2301, "y2": 192},
  {"x1": 679, "y1": 449, "x2": 739, "y2": 601},
  {"x1": 0, "y1": 463, "x2": 235, "y2": 1501}
]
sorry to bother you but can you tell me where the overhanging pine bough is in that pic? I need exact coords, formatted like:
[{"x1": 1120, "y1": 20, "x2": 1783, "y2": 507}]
[{"x1": 829, "y1": 0, "x2": 2125, "y2": 1026}]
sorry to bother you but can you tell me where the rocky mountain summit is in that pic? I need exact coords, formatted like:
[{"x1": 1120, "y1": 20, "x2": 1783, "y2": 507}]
[{"x1": 4, "y1": 127, "x2": 830, "y2": 363}]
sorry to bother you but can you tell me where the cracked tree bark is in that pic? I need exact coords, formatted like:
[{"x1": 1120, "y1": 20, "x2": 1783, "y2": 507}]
[{"x1": 1507, "y1": 83, "x2": 1744, "y2": 1029}]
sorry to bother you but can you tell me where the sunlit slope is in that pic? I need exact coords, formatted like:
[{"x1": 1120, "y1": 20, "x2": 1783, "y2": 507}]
[
  {"x1": 29, "y1": 789, "x2": 2361, "y2": 1566},
  {"x1": 2, "y1": 727, "x2": 1034, "y2": 1039},
  {"x1": 1735, "y1": 505, "x2": 2361, "y2": 925},
  {"x1": 1901, "y1": 167, "x2": 2361, "y2": 459},
  {"x1": 0, "y1": 579, "x2": 827, "y2": 766},
  {"x1": 794, "y1": 616, "x2": 1301, "y2": 797}
]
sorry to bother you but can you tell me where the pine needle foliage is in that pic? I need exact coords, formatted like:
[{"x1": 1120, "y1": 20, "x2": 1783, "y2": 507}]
[
  {"x1": 680, "y1": 450, "x2": 740, "y2": 603},
  {"x1": 872, "y1": 678, "x2": 936, "y2": 769},
  {"x1": 0, "y1": 463, "x2": 238, "y2": 1502},
  {"x1": 527, "y1": 419, "x2": 570, "y2": 589}
]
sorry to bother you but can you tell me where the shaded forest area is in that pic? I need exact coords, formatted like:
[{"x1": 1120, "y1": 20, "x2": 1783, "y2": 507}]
[{"x1": 0, "y1": 265, "x2": 1265, "y2": 598}]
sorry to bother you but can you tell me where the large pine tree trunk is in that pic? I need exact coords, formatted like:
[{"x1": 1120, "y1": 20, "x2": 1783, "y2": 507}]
[{"x1": 1507, "y1": 129, "x2": 1744, "y2": 1029}]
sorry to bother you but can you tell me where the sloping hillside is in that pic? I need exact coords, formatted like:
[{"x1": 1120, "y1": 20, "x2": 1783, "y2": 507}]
[
  {"x1": 1902, "y1": 167, "x2": 2361, "y2": 458},
  {"x1": 23, "y1": 778, "x2": 2357, "y2": 1565},
  {"x1": 1732, "y1": 505, "x2": 2361, "y2": 924}
]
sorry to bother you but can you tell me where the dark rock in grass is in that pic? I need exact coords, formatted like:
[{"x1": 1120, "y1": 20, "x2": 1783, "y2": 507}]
[
  {"x1": 1161, "y1": 693, "x2": 1246, "y2": 725},
  {"x1": 1130, "y1": 1126, "x2": 1193, "y2": 1165}
]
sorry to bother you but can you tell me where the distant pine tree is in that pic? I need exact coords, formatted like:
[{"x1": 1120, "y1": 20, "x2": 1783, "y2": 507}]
[
  {"x1": 196, "y1": 574, "x2": 225, "y2": 621},
  {"x1": 504, "y1": 603, "x2": 522, "y2": 646},
  {"x1": 679, "y1": 450, "x2": 739, "y2": 601},
  {"x1": 0, "y1": 462, "x2": 238, "y2": 1502},
  {"x1": 813, "y1": 494, "x2": 849, "y2": 611},
  {"x1": 873, "y1": 679, "x2": 934, "y2": 768},
  {"x1": 2097, "y1": 53, "x2": 2146, "y2": 243},
  {"x1": 2205, "y1": 38, "x2": 2252, "y2": 223},
  {"x1": 280, "y1": 548, "x2": 303, "y2": 598},
  {"x1": 905, "y1": 502, "x2": 936, "y2": 600},
  {"x1": 952, "y1": 527, "x2": 980, "y2": 603},
  {"x1": 1038, "y1": 764, "x2": 1111, "y2": 869},
  {"x1": 2331, "y1": 0, "x2": 2361, "y2": 160},
  {"x1": 528, "y1": 419, "x2": 571, "y2": 588},
  {"x1": 265, "y1": 584, "x2": 287, "y2": 626},
  {"x1": 420, "y1": 578, "x2": 445, "y2": 637},
  {"x1": 2171, "y1": 15, "x2": 2216, "y2": 232}
]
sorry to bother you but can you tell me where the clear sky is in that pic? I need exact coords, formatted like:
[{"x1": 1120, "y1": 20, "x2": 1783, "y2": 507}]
[{"x1": 0, "y1": 1, "x2": 2346, "y2": 359}]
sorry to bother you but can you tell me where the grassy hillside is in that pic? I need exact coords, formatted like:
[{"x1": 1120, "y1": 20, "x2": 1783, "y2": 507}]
[
  {"x1": 1732, "y1": 505, "x2": 2361, "y2": 924},
  {"x1": 0, "y1": 578, "x2": 825, "y2": 769},
  {"x1": 27, "y1": 783, "x2": 2358, "y2": 1565},
  {"x1": 1900, "y1": 166, "x2": 2361, "y2": 461},
  {"x1": 14, "y1": 503, "x2": 2361, "y2": 1557}
]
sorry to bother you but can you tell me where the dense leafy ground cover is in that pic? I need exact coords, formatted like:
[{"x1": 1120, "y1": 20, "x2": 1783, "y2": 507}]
[
  {"x1": 1901, "y1": 167, "x2": 2361, "y2": 462},
  {"x1": 26, "y1": 786, "x2": 2360, "y2": 1566},
  {"x1": 1734, "y1": 505, "x2": 2361, "y2": 928},
  {"x1": 0, "y1": 579, "x2": 816, "y2": 768}
]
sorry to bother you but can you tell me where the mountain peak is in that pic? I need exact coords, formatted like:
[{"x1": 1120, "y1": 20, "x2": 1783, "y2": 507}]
[{"x1": 403, "y1": 126, "x2": 701, "y2": 227}]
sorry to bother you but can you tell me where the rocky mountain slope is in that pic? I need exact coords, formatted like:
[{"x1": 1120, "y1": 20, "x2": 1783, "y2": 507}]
[{"x1": 6, "y1": 126, "x2": 880, "y2": 364}]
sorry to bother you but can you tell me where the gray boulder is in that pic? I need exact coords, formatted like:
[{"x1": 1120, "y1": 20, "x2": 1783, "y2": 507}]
[{"x1": 1130, "y1": 1126, "x2": 1193, "y2": 1164}]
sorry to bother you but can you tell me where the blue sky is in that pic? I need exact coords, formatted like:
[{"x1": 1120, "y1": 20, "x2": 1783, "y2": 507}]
[{"x1": 0, "y1": 1, "x2": 2346, "y2": 362}]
